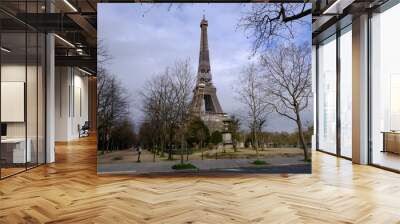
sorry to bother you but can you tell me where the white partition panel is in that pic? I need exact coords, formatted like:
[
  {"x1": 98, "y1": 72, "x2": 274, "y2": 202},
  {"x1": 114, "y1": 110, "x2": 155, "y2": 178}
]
[{"x1": 1, "y1": 82, "x2": 25, "y2": 122}]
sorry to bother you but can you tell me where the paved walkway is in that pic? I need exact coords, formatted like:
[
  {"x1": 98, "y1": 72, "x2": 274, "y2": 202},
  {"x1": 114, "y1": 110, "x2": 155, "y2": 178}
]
[{"x1": 98, "y1": 155, "x2": 310, "y2": 174}]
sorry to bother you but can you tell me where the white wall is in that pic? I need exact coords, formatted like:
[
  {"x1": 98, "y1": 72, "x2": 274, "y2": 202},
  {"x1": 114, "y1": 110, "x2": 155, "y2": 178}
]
[
  {"x1": 55, "y1": 67, "x2": 89, "y2": 141},
  {"x1": 55, "y1": 66, "x2": 69, "y2": 141},
  {"x1": 1, "y1": 65, "x2": 39, "y2": 138},
  {"x1": 1, "y1": 63, "x2": 46, "y2": 164}
]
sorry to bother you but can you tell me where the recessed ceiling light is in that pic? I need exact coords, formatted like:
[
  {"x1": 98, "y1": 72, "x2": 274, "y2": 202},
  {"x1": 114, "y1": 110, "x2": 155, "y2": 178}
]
[
  {"x1": 78, "y1": 67, "x2": 93, "y2": 76},
  {"x1": 63, "y1": 0, "x2": 78, "y2": 12},
  {"x1": 54, "y1": 34, "x2": 75, "y2": 48},
  {"x1": 322, "y1": 0, "x2": 354, "y2": 15},
  {"x1": 1, "y1": 47, "x2": 11, "y2": 53}
]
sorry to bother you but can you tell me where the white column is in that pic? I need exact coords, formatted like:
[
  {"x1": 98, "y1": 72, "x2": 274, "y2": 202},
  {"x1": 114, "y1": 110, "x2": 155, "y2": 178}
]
[
  {"x1": 46, "y1": 33, "x2": 55, "y2": 163},
  {"x1": 312, "y1": 45, "x2": 317, "y2": 150},
  {"x1": 45, "y1": 1, "x2": 55, "y2": 163},
  {"x1": 352, "y1": 14, "x2": 369, "y2": 164}
]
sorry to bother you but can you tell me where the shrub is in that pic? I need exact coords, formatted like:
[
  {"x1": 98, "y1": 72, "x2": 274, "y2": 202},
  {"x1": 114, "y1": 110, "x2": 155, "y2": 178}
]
[
  {"x1": 171, "y1": 163, "x2": 198, "y2": 170},
  {"x1": 252, "y1": 160, "x2": 268, "y2": 165}
]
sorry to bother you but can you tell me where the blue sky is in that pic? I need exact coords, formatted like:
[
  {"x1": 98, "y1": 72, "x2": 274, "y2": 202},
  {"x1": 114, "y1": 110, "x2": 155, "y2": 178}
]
[{"x1": 98, "y1": 3, "x2": 312, "y2": 132}]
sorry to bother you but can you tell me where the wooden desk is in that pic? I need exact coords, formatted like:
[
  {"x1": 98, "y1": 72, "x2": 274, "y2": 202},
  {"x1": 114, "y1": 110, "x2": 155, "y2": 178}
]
[
  {"x1": 382, "y1": 131, "x2": 400, "y2": 154},
  {"x1": 1, "y1": 138, "x2": 31, "y2": 164}
]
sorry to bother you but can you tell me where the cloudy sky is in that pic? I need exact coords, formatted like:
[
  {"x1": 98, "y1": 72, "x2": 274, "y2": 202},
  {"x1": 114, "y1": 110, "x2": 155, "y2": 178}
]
[{"x1": 98, "y1": 3, "x2": 312, "y2": 132}]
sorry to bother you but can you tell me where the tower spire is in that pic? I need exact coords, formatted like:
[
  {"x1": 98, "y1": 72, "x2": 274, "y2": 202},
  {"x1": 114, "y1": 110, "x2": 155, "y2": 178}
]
[{"x1": 198, "y1": 15, "x2": 211, "y2": 83}]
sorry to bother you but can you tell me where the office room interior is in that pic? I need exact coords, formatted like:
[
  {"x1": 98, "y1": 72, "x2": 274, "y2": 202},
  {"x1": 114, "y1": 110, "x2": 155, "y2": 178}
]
[{"x1": 0, "y1": 1, "x2": 400, "y2": 223}]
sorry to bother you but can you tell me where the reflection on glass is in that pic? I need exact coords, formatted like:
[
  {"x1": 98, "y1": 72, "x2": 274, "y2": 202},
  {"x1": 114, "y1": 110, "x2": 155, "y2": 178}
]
[
  {"x1": 27, "y1": 31, "x2": 38, "y2": 169},
  {"x1": 38, "y1": 33, "x2": 46, "y2": 165},
  {"x1": 390, "y1": 75, "x2": 400, "y2": 130},
  {"x1": 318, "y1": 36, "x2": 337, "y2": 154},
  {"x1": 1, "y1": 32, "x2": 27, "y2": 177},
  {"x1": 340, "y1": 28, "x2": 352, "y2": 158},
  {"x1": 371, "y1": 3, "x2": 400, "y2": 171}
]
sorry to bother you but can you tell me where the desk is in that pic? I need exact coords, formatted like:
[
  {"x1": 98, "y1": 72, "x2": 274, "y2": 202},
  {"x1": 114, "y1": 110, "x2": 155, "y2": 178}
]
[
  {"x1": 1, "y1": 138, "x2": 31, "y2": 163},
  {"x1": 382, "y1": 131, "x2": 400, "y2": 154}
]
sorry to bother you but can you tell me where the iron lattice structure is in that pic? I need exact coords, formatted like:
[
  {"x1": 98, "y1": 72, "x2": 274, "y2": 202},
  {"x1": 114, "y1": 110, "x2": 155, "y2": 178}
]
[{"x1": 190, "y1": 16, "x2": 230, "y2": 133}]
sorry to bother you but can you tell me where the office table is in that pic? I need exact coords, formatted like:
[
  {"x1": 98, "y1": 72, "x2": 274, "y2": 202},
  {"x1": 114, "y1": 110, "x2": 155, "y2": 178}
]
[
  {"x1": 1, "y1": 138, "x2": 31, "y2": 164},
  {"x1": 382, "y1": 131, "x2": 400, "y2": 154}
]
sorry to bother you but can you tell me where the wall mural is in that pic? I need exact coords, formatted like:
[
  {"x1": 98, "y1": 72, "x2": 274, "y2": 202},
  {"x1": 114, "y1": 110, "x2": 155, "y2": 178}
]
[{"x1": 97, "y1": 3, "x2": 313, "y2": 174}]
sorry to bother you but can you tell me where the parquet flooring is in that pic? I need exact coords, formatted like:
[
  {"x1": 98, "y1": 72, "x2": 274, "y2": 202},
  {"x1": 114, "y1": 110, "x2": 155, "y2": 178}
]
[{"x1": 1, "y1": 135, "x2": 400, "y2": 223}]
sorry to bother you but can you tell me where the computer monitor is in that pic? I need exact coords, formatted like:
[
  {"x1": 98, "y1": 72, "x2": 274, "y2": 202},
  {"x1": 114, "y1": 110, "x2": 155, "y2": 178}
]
[{"x1": 1, "y1": 123, "x2": 7, "y2": 137}]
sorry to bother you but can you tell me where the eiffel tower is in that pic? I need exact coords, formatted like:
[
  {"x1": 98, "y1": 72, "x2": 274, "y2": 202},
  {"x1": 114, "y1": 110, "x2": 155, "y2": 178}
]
[{"x1": 190, "y1": 15, "x2": 229, "y2": 133}]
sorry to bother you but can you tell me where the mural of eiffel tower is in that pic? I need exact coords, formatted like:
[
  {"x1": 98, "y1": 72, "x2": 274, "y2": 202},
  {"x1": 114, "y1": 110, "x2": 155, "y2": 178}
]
[{"x1": 190, "y1": 15, "x2": 230, "y2": 133}]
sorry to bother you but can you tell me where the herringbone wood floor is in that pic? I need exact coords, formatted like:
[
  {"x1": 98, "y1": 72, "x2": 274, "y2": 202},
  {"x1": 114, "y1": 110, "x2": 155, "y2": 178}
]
[{"x1": 1, "y1": 136, "x2": 400, "y2": 224}]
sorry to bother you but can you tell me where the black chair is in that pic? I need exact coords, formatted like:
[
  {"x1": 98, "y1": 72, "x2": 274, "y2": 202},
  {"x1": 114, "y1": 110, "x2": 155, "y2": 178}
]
[{"x1": 79, "y1": 121, "x2": 90, "y2": 138}]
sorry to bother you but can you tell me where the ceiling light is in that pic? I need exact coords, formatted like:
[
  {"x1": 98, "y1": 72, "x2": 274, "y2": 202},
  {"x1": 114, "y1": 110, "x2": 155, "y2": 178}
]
[
  {"x1": 63, "y1": 0, "x2": 78, "y2": 12},
  {"x1": 1, "y1": 47, "x2": 11, "y2": 53},
  {"x1": 78, "y1": 67, "x2": 93, "y2": 76},
  {"x1": 54, "y1": 34, "x2": 75, "y2": 48},
  {"x1": 76, "y1": 48, "x2": 85, "y2": 55},
  {"x1": 322, "y1": 0, "x2": 354, "y2": 15}
]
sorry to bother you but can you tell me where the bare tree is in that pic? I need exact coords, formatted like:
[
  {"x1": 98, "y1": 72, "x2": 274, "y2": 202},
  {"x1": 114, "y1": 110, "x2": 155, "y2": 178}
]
[
  {"x1": 97, "y1": 70, "x2": 131, "y2": 153},
  {"x1": 260, "y1": 42, "x2": 312, "y2": 161},
  {"x1": 169, "y1": 59, "x2": 195, "y2": 162},
  {"x1": 140, "y1": 58, "x2": 195, "y2": 161},
  {"x1": 239, "y1": 3, "x2": 311, "y2": 54},
  {"x1": 98, "y1": 39, "x2": 112, "y2": 65},
  {"x1": 141, "y1": 71, "x2": 171, "y2": 158},
  {"x1": 97, "y1": 39, "x2": 135, "y2": 153},
  {"x1": 235, "y1": 63, "x2": 270, "y2": 158}
]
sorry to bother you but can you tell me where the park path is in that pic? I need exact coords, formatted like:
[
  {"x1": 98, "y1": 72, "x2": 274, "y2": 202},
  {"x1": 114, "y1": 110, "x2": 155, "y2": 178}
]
[{"x1": 97, "y1": 155, "x2": 309, "y2": 174}]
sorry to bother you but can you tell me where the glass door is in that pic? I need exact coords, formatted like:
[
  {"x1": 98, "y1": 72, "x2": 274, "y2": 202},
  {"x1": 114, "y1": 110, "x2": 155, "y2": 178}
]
[
  {"x1": 317, "y1": 35, "x2": 337, "y2": 154},
  {"x1": 370, "y1": 3, "x2": 400, "y2": 171},
  {"x1": 1, "y1": 31, "x2": 28, "y2": 178},
  {"x1": 339, "y1": 26, "x2": 352, "y2": 158}
]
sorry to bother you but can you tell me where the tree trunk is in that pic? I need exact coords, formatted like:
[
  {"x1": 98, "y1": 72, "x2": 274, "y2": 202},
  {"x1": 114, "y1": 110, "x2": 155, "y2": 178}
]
[
  {"x1": 201, "y1": 140, "x2": 204, "y2": 160},
  {"x1": 180, "y1": 134, "x2": 184, "y2": 164},
  {"x1": 186, "y1": 143, "x2": 189, "y2": 161},
  {"x1": 160, "y1": 124, "x2": 166, "y2": 157},
  {"x1": 256, "y1": 146, "x2": 259, "y2": 159},
  {"x1": 101, "y1": 132, "x2": 106, "y2": 155},
  {"x1": 153, "y1": 144, "x2": 156, "y2": 162},
  {"x1": 168, "y1": 131, "x2": 173, "y2": 161},
  {"x1": 296, "y1": 111, "x2": 309, "y2": 161},
  {"x1": 168, "y1": 144, "x2": 173, "y2": 160}
]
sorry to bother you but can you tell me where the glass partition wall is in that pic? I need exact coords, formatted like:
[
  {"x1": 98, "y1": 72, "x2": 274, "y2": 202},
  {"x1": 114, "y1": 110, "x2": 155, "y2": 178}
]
[
  {"x1": 0, "y1": 4, "x2": 46, "y2": 179},
  {"x1": 317, "y1": 35, "x2": 337, "y2": 155},
  {"x1": 370, "y1": 3, "x2": 400, "y2": 171},
  {"x1": 316, "y1": 25, "x2": 353, "y2": 159},
  {"x1": 315, "y1": 0, "x2": 400, "y2": 172},
  {"x1": 339, "y1": 26, "x2": 352, "y2": 159}
]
